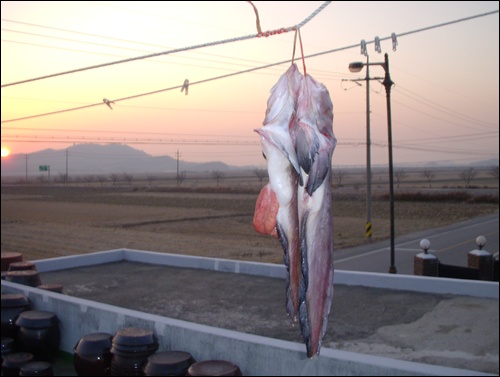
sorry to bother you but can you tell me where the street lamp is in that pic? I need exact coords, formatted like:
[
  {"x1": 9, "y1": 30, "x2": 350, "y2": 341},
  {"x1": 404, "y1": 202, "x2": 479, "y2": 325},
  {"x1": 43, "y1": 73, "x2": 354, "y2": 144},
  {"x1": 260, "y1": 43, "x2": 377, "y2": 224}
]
[
  {"x1": 349, "y1": 53, "x2": 396, "y2": 274},
  {"x1": 348, "y1": 55, "x2": 378, "y2": 243}
]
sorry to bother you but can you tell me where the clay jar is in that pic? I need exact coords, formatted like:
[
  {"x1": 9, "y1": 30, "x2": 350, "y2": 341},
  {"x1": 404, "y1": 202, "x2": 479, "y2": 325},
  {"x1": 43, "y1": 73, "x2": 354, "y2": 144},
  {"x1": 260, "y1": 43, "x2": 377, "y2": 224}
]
[
  {"x1": 142, "y1": 350, "x2": 195, "y2": 376},
  {"x1": 1, "y1": 293, "x2": 32, "y2": 339},
  {"x1": 1, "y1": 352, "x2": 34, "y2": 376},
  {"x1": 187, "y1": 360, "x2": 242, "y2": 376},
  {"x1": 73, "y1": 332, "x2": 113, "y2": 376},
  {"x1": 15, "y1": 311, "x2": 60, "y2": 363},
  {"x1": 5, "y1": 270, "x2": 42, "y2": 287},
  {"x1": 110, "y1": 327, "x2": 158, "y2": 376}
]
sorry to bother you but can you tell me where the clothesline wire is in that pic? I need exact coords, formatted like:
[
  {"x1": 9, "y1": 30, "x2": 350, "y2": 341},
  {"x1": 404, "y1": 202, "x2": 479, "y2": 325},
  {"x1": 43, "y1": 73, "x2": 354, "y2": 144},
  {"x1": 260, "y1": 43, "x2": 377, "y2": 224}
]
[
  {"x1": 1, "y1": 8, "x2": 498, "y2": 124},
  {"x1": 1, "y1": 1, "x2": 332, "y2": 88}
]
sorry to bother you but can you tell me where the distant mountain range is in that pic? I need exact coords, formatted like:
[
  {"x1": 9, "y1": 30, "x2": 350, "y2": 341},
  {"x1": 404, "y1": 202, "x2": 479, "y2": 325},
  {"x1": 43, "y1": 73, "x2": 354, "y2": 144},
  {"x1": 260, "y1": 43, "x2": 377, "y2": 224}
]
[
  {"x1": 1, "y1": 143, "x2": 497, "y2": 178},
  {"x1": 1, "y1": 143, "x2": 242, "y2": 177}
]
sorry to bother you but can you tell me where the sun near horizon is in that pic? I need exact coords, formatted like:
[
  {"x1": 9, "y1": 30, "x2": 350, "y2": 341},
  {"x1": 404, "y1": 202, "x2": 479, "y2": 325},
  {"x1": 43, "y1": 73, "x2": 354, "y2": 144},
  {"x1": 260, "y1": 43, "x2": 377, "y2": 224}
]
[{"x1": 1, "y1": 148, "x2": 10, "y2": 157}]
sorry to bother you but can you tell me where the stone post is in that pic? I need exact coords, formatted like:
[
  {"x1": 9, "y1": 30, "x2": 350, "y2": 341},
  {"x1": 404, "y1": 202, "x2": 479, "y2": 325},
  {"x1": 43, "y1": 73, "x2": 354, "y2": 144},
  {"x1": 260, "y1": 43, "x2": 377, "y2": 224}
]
[
  {"x1": 414, "y1": 253, "x2": 439, "y2": 276},
  {"x1": 414, "y1": 239, "x2": 439, "y2": 277},
  {"x1": 468, "y1": 236, "x2": 493, "y2": 281}
]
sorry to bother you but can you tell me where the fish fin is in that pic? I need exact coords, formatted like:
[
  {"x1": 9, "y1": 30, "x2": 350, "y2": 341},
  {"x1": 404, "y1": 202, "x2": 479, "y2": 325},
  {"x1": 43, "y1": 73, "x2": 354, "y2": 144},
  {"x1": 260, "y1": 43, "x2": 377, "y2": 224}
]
[
  {"x1": 277, "y1": 221, "x2": 297, "y2": 321},
  {"x1": 305, "y1": 152, "x2": 331, "y2": 196},
  {"x1": 298, "y1": 210, "x2": 314, "y2": 356},
  {"x1": 295, "y1": 124, "x2": 319, "y2": 175}
]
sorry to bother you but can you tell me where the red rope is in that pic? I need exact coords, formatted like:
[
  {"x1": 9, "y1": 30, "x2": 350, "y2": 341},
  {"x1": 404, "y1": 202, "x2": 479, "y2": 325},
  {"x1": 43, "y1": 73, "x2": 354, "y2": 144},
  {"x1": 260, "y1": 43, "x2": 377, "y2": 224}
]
[{"x1": 298, "y1": 28, "x2": 306, "y2": 76}]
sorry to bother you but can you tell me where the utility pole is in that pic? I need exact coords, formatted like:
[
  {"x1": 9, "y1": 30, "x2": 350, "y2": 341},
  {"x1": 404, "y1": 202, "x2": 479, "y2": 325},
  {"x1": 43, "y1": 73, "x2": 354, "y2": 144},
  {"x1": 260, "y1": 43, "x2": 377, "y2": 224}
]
[
  {"x1": 176, "y1": 149, "x2": 181, "y2": 187},
  {"x1": 25, "y1": 154, "x2": 28, "y2": 183},
  {"x1": 364, "y1": 55, "x2": 372, "y2": 242},
  {"x1": 346, "y1": 55, "x2": 381, "y2": 242},
  {"x1": 348, "y1": 53, "x2": 397, "y2": 273},
  {"x1": 65, "y1": 148, "x2": 69, "y2": 185}
]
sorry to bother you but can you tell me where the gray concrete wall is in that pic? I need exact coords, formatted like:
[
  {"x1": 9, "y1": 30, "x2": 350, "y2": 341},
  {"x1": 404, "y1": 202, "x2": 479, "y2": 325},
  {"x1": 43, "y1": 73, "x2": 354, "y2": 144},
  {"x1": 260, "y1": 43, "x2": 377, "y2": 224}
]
[
  {"x1": 33, "y1": 248, "x2": 499, "y2": 299},
  {"x1": 1, "y1": 279, "x2": 492, "y2": 376}
]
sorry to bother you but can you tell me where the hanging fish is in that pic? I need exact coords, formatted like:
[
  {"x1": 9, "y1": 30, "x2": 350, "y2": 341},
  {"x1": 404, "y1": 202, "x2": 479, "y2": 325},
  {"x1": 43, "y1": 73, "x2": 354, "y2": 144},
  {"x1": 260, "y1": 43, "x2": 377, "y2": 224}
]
[
  {"x1": 295, "y1": 73, "x2": 336, "y2": 358},
  {"x1": 253, "y1": 64, "x2": 336, "y2": 358},
  {"x1": 254, "y1": 63, "x2": 303, "y2": 322}
]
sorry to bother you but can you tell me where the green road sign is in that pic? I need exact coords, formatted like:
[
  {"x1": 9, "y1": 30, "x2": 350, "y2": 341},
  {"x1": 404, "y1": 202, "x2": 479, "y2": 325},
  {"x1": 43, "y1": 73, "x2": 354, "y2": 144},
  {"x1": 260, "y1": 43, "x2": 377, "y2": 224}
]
[{"x1": 39, "y1": 165, "x2": 49, "y2": 172}]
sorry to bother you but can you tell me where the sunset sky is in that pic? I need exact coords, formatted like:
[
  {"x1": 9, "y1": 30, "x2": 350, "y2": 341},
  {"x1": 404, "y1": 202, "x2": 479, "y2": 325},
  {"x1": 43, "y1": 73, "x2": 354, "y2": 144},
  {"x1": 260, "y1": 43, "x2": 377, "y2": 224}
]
[{"x1": 1, "y1": 1, "x2": 499, "y2": 168}]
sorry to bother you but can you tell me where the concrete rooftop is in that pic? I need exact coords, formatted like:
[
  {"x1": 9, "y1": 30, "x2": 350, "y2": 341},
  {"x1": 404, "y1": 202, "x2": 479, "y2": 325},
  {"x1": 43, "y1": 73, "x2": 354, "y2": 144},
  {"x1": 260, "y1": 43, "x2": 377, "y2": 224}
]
[{"x1": 31, "y1": 252, "x2": 499, "y2": 375}]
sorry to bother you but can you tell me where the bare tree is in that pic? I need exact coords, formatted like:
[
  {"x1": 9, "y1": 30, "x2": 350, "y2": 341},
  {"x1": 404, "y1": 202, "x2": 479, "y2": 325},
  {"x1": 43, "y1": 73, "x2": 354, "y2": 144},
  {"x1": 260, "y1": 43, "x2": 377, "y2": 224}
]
[
  {"x1": 83, "y1": 175, "x2": 95, "y2": 186},
  {"x1": 332, "y1": 169, "x2": 348, "y2": 187},
  {"x1": 109, "y1": 173, "x2": 119, "y2": 185},
  {"x1": 55, "y1": 172, "x2": 66, "y2": 184},
  {"x1": 394, "y1": 169, "x2": 407, "y2": 188},
  {"x1": 37, "y1": 175, "x2": 47, "y2": 184},
  {"x1": 460, "y1": 167, "x2": 477, "y2": 188},
  {"x1": 122, "y1": 172, "x2": 133, "y2": 185},
  {"x1": 488, "y1": 165, "x2": 499, "y2": 179},
  {"x1": 146, "y1": 175, "x2": 157, "y2": 187},
  {"x1": 96, "y1": 175, "x2": 107, "y2": 187},
  {"x1": 421, "y1": 170, "x2": 435, "y2": 188},
  {"x1": 254, "y1": 168, "x2": 267, "y2": 186},
  {"x1": 211, "y1": 171, "x2": 225, "y2": 187},
  {"x1": 177, "y1": 170, "x2": 187, "y2": 186}
]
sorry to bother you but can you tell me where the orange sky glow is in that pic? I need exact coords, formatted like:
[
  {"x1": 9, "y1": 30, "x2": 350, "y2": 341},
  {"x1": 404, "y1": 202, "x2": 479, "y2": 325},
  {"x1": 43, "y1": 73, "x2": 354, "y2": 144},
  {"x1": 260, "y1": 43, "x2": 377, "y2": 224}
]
[{"x1": 1, "y1": 1, "x2": 499, "y2": 169}]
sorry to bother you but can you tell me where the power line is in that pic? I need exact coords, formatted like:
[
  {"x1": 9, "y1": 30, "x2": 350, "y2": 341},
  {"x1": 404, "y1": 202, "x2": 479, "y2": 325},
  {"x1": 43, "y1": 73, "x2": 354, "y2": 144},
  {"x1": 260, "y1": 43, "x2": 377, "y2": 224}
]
[
  {"x1": 394, "y1": 85, "x2": 496, "y2": 129},
  {"x1": 3, "y1": 135, "x2": 496, "y2": 158},
  {"x1": 1, "y1": 1, "x2": 332, "y2": 87},
  {"x1": 0, "y1": 17, "x2": 302, "y2": 68},
  {"x1": 2, "y1": 9, "x2": 497, "y2": 124},
  {"x1": 1, "y1": 126, "x2": 257, "y2": 138}
]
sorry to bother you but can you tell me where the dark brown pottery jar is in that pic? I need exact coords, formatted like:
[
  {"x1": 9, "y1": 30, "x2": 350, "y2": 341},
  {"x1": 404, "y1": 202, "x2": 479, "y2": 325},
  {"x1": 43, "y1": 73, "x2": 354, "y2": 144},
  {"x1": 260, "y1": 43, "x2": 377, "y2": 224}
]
[
  {"x1": 1, "y1": 351, "x2": 34, "y2": 376},
  {"x1": 110, "y1": 327, "x2": 159, "y2": 376},
  {"x1": 1, "y1": 252, "x2": 23, "y2": 271},
  {"x1": 73, "y1": 332, "x2": 113, "y2": 376},
  {"x1": 15, "y1": 311, "x2": 60, "y2": 363},
  {"x1": 1, "y1": 337, "x2": 16, "y2": 364},
  {"x1": 142, "y1": 350, "x2": 195, "y2": 376},
  {"x1": 5, "y1": 270, "x2": 42, "y2": 287},
  {"x1": 187, "y1": 360, "x2": 242, "y2": 376},
  {"x1": 1, "y1": 293, "x2": 32, "y2": 339}
]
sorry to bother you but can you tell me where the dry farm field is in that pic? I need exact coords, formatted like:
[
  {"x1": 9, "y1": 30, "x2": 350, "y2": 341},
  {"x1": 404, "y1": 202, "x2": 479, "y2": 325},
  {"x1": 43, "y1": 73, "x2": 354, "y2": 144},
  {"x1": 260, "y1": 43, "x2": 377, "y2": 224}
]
[{"x1": 1, "y1": 168, "x2": 498, "y2": 264}]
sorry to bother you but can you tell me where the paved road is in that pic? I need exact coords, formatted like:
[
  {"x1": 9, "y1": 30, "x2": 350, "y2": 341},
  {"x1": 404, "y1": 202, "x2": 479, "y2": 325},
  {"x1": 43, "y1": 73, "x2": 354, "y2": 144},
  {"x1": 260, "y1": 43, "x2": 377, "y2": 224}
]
[{"x1": 334, "y1": 213, "x2": 499, "y2": 275}]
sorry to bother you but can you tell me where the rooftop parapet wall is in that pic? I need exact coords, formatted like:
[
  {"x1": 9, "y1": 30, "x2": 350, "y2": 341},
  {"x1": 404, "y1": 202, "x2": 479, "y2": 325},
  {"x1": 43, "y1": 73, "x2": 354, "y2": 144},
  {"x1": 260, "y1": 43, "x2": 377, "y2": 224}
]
[
  {"x1": 32, "y1": 248, "x2": 499, "y2": 299},
  {"x1": 1, "y1": 279, "x2": 493, "y2": 376}
]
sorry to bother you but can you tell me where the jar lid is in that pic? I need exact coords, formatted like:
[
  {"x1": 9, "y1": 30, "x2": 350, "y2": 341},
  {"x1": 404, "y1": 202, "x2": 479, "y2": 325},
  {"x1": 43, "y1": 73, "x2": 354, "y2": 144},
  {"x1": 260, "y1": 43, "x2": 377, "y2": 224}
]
[
  {"x1": 143, "y1": 351, "x2": 195, "y2": 376},
  {"x1": 74, "y1": 332, "x2": 113, "y2": 355},
  {"x1": 112, "y1": 327, "x2": 157, "y2": 347},
  {"x1": 37, "y1": 284, "x2": 64, "y2": 293},
  {"x1": 8, "y1": 261, "x2": 37, "y2": 271},
  {"x1": 1, "y1": 293, "x2": 30, "y2": 308},
  {"x1": 6, "y1": 270, "x2": 38, "y2": 277},
  {"x1": 19, "y1": 361, "x2": 54, "y2": 376},
  {"x1": 15, "y1": 310, "x2": 59, "y2": 328},
  {"x1": 187, "y1": 360, "x2": 242, "y2": 376},
  {"x1": 2, "y1": 352, "x2": 34, "y2": 368},
  {"x1": 1, "y1": 252, "x2": 23, "y2": 271}
]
